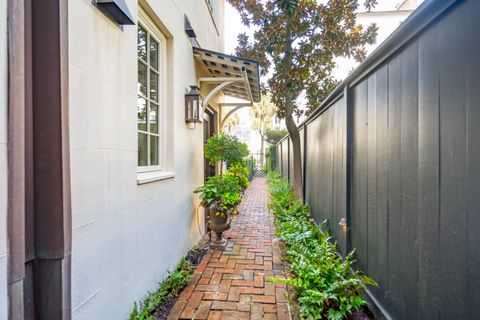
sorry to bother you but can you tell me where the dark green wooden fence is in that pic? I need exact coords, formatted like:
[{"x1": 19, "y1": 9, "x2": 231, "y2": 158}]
[{"x1": 276, "y1": 1, "x2": 480, "y2": 319}]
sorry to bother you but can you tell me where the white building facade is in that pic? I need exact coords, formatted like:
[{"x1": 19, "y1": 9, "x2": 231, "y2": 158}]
[
  {"x1": 1, "y1": 0, "x2": 262, "y2": 319},
  {"x1": 68, "y1": 1, "x2": 224, "y2": 319}
]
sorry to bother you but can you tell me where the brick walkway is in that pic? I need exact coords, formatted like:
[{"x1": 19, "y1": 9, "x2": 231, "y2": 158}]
[{"x1": 168, "y1": 177, "x2": 290, "y2": 320}]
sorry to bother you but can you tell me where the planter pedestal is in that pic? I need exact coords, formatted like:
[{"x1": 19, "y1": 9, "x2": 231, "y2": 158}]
[
  {"x1": 209, "y1": 210, "x2": 230, "y2": 250},
  {"x1": 210, "y1": 232, "x2": 227, "y2": 250}
]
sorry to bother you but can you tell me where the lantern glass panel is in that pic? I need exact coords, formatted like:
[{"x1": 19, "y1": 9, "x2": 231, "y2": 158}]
[
  {"x1": 198, "y1": 96, "x2": 203, "y2": 120},
  {"x1": 186, "y1": 97, "x2": 193, "y2": 121},
  {"x1": 193, "y1": 96, "x2": 200, "y2": 120}
]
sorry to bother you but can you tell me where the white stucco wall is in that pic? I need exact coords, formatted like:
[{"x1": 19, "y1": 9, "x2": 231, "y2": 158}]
[
  {"x1": 0, "y1": 0, "x2": 8, "y2": 318},
  {"x1": 69, "y1": 0, "x2": 224, "y2": 319}
]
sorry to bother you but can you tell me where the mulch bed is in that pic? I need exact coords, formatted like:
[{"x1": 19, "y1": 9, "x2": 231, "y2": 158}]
[
  {"x1": 185, "y1": 245, "x2": 209, "y2": 266},
  {"x1": 348, "y1": 306, "x2": 376, "y2": 320},
  {"x1": 154, "y1": 241, "x2": 210, "y2": 320},
  {"x1": 153, "y1": 298, "x2": 177, "y2": 320}
]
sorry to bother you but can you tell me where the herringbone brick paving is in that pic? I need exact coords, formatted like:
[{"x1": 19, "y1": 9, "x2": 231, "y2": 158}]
[{"x1": 168, "y1": 177, "x2": 290, "y2": 320}]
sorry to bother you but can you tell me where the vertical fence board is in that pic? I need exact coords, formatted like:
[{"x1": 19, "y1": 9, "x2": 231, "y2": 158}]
[
  {"x1": 323, "y1": 108, "x2": 334, "y2": 230},
  {"x1": 299, "y1": 127, "x2": 304, "y2": 192},
  {"x1": 317, "y1": 111, "x2": 331, "y2": 227},
  {"x1": 373, "y1": 65, "x2": 389, "y2": 302},
  {"x1": 351, "y1": 82, "x2": 368, "y2": 273},
  {"x1": 400, "y1": 41, "x2": 419, "y2": 320},
  {"x1": 276, "y1": 143, "x2": 282, "y2": 171},
  {"x1": 386, "y1": 54, "x2": 404, "y2": 318},
  {"x1": 336, "y1": 100, "x2": 347, "y2": 254},
  {"x1": 439, "y1": 5, "x2": 468, "y2": 318},
  {"x1": 288, "y1": 138, "x2": 293, "y2": 183},
  {"x1": 281, "y1": 139, "x2": 289, "y2": 179},
  {"x1": 331, "y1": 103, "x2": 340, "y2": 243},
  {"x1": 466, "y1": 2, "x2": 480, "y2": 318},
  {"x1": 366, "y1": 74, "x2": 377, "y2": 279},
  {"x1": 306, "y1": 114, "x2": 321, "y2": 223},
  {"x1": 417, "y1": 22, "x2": 441, "y2": 320}
]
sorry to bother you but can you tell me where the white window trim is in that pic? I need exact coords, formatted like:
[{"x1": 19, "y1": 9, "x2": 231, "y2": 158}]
[
  {"x1": 204, "y1": 0, "x2": 220, "y2": 36},
  {"x1": 137, "y1": 8, "x2": 172, "y2": 181},
  {"x1": 137, "y1": 170, "x2": 175, "y2": 185}
]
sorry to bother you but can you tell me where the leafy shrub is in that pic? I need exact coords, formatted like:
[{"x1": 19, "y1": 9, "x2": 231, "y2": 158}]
[
  {"x1": 267, "y1": 171, "x2": 377, "y2": 320},
  {"x1": 265, "y1": 145, "x2": 277, "y2": 172},
  {"x1": 204, "y1": 134, "x2": 249, "y2": 169},
  {"x1": 226, "y1": 165, "x2": 250, "y2": 189},
  {"x1": 194, "y1": 175, "x2": 242, "y2": 214},
  {"x1": 130, "y1": 258, "x2": 193, "y2": 320}
]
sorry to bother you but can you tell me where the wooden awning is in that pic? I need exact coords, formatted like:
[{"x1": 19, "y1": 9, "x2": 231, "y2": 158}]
[{"x1": 193, "y1": 47, "x2": 261, "y2": 104}]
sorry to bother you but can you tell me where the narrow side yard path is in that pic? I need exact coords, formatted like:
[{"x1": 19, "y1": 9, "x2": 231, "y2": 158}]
[{"x1": 168, "y1": 177, "x2": 290, "y2": 320}]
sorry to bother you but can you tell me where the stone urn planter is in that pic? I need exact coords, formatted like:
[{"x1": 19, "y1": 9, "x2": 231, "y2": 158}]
[
  {"x1": 209, "y1": 209, "x2": 231, "y2": 250},
  {"x1": 194, "y1": 174, "x2": 242, "y2": 251}
]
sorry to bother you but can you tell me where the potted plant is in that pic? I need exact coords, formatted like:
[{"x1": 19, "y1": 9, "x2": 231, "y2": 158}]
[{"x1": 194, "y1": 175, "x2": 241, "y2": 249}]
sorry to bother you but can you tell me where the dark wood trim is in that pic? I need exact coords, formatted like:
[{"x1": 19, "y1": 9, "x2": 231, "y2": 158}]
[
  {"x1": 8, "y1": 0, "x2": 72, "y2": 318},
  {"x1": 24, "y1": 0, "x2": 35, "y2": 317},
  {"x1": 203, "y1": 107, "x2": 216, "y2": 181},
  {"x1": 7, "y1": 0, "x2": 27, "y2": 318},
  {"x1": 31, "y1": 0, "x2": 72, "y2": 318}
]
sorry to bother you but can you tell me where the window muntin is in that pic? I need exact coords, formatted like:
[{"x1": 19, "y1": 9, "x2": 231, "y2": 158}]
[{"x1": 137, "y1": 22, "x2": 163, "y2": 169}]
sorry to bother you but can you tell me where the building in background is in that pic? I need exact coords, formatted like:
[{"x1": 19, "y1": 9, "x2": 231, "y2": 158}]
[{"x1": 333, "y1": 0, "x2": 421, "y2": 80}]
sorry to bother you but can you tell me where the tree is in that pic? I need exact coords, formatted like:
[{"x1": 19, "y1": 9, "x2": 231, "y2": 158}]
[
  {"x1": 227, "y1": 0, "x2": 377, "y2": 199},
  {"x1": 223, "y1": 113, "x2": 240, "y2": 133},
  {"x1": 204, "y1": 134, "x2": 249, "y2": 175},
  {"x1": 250, "y1": 93, "x2": 277, "y2": 168},
  {"x1": 265, "y1": 129, "x2": 288, "y2": 146}
]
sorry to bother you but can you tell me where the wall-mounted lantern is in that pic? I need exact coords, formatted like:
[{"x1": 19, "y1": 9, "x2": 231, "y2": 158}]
[
  {"x1": 185, "y1": 86, "x2": 203, "y2": 123},
  {"x1": 95, "y1": 0, "x2": 135, "y2": 25}
]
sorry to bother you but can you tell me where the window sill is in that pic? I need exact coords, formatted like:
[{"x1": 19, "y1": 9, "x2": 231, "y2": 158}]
[{"x1": 137, "y1": 171, "x2": 175, "y2": 185}]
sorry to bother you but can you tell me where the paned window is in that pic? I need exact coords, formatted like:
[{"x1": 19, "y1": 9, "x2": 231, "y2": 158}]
[{"x1": 137, "y1": 20, "x2": 165, "y2": 170}]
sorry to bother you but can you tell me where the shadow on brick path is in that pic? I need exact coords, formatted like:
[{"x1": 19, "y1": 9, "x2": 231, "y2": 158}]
[{"x1": 167, "y1": 177, "x2": 290, "y2": 320}]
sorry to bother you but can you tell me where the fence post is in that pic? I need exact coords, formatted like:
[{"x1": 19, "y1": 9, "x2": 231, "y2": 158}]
[
  {"x1": 345, "y1": 84, "x2": 353, "y2": 254},
  {"x1": 278, "y1": 143, "x2": 282, "y2": 173},
  {"x1": 287, "y1": 138, "x2": 291, "y2": 183},
  {"x1": 302, "y1": 125, "x2": 307, "y2": 204}
]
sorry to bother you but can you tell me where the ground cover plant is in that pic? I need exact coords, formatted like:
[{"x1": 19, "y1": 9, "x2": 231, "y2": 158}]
[
  {"x1": 129, "y1": 247, "x2": 208, "y2": 320},
  {"x1": 267, "y1": 171, "x2": 377, "y2": 320}
]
